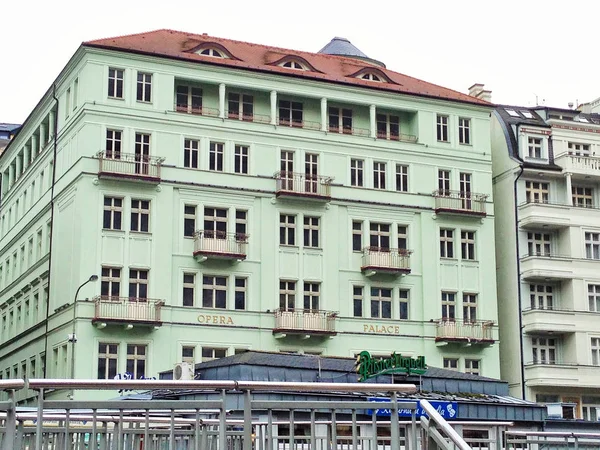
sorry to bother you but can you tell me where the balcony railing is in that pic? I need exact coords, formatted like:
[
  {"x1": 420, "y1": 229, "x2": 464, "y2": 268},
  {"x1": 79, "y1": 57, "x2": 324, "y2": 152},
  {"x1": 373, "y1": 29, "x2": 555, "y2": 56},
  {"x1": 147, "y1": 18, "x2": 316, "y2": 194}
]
[
  {"x1": 174, "y1": 104, "x2": 220, "y2": 117},
  {"x1": 226, "y1": 111, "x2": 271, "y2": 124},
  {"x1": 361, "y1": 247, "x2": 412, "y2": 275},
  {"x1": 193, "y1": 231, "x2": 248, "y2": 261},
  {"x1": 97, "y1": 151, "x2": 163, "y2": 182},
  {"x1": 273, "y1": 309, "x2": 337, "y2": 335},
  {"x1": 435, "y1": 319, "x2": 494, "y2": 343},
  {"x1": 277, "y1": 118, "x2": 321, "y2": 130},
  {"x1": 376, "y1": 131, "x2": 418, "y2": 143},
  {"x1": 93, "y1": 297, "x2": 163, "y2": 325},
  {"x1": 555, "y1": 152, "x2": 600, "y2": 175},
  {"x1": 433, "y1": 190, "x2": 487, "y2": 216},
  {"x1": 274, "y1": 171, "x2": 332, "y2": 200},
  {"x1": 327, "y1": 124, "x2": 370, "y2": 137}
]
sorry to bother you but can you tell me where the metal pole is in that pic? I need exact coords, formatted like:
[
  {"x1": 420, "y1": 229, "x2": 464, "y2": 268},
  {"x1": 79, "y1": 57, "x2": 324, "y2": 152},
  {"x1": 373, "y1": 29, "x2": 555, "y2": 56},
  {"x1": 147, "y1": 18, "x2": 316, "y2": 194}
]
[
  {"x1": 243, "y1": 390, "x2": 252, "y2": 450},
  {"x1": 35, "y1": 388, "x2": 44, "y2": 450},
  {"x1": 411, "y1": 408, "x2": 417, "y2": 450},
  {"x1": 390, "y1": 392, "x2": 400, "y2": 450},
  {"x1": 219, "y1": 390, "x2": 227, "y2": 450},
  {"x1": 169, "y1": 408, "x2": 175, "y2": 450},
  {"x1": 1, "y1": 390, "x2": 16, "y2": 450}
]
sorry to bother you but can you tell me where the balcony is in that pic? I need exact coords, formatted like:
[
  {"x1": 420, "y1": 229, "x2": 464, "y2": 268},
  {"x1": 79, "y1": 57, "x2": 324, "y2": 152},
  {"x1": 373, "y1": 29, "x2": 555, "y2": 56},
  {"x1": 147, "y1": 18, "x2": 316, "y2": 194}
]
[
  {"x1": 92, "y1": 297, "x2": 163, "y2": 327},
  {"x1": 328, "y1": 124, "x2": 370, "y2": 137},
  {"x1": 226, "y1": 111, "x2": 271, "y2": 124},
  {"x1": 174, "y1": 103, "x2": 219, "y2": 117},
  {"x1": 433, "y1": 190, "x2": 487, "y2": 216},
  {"x1": 273, "y1": 309, "x2": 337, "y2": 337},
  {"x1": 97, "y1": 151, "x2": 163, "y2": 183},
  {"x1": 525, "y1": 363, "x2": 599, "y2": 389},
  {"x1": 193, "y1": 231, "x2": 248, "y2": 262},
  {"x1": 277, "y1": 117, "x2": 321, "y2": 130},
  {"x1": 555, "y1": 153, "x2": 600, "y2": 179},
  {"x1": 361, "y1": 247, "x2": 412, "y2": 276},
  {"x1": 522, "y1": 307, "x2": 577, "y2": 335},
  {"x1": 518, "y1": 202, "x2": 570, "y2": 230},
  {"x1": 274, "y1": 171, "x2": 332, "y2": 201},
  {"x1": 435, "y1": 319, "x2": 494, "y2": 344},
  {"x1": 520, "y1": 254, "x2": 574, "y2": 281},
  {"x1": 376, "y1": 130, "x2": 418, "y2": 143}
]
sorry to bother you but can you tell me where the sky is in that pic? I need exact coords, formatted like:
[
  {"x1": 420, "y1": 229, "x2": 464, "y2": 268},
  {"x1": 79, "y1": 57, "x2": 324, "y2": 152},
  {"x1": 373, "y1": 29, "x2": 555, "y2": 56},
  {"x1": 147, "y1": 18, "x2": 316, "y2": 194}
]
[{"x1": 1, "y1": 0, "x2": 599, "y2": 124}]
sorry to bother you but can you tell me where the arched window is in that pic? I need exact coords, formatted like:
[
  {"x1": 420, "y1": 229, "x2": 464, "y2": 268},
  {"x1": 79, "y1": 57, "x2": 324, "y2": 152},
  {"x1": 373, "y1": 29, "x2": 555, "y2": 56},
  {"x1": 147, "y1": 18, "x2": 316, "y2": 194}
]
[
  {"x1": 360, "y1": 72, "x2": 382, "y2": 82},
  {"x1": 280, "y1": 60, "x2": 308, "y2": 70},
  {"x1": 198, "y1": 48, "x2": 226, "y2": 58}
]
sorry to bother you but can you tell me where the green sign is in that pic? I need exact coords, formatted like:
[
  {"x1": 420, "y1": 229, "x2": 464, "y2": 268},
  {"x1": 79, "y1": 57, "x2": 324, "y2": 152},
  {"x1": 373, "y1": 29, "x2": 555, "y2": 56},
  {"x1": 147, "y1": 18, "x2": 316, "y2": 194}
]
[{"x1": 356, "y1": 351, "x2": 427, "y2": 381}]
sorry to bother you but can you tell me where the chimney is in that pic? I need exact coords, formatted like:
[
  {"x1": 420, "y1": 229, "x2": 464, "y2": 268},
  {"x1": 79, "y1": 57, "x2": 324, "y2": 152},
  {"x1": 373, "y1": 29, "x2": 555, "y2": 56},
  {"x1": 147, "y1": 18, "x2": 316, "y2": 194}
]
[{"x1": 468, "y1": 83, "x2": 492, "y2": 103}]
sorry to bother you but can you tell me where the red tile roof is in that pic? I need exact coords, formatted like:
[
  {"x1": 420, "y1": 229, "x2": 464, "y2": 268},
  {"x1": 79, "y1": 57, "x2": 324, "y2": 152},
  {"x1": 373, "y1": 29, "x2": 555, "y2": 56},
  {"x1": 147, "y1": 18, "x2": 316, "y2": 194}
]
[{"x1": 84, "y1": 29, "x2": 490, "y2": 107}]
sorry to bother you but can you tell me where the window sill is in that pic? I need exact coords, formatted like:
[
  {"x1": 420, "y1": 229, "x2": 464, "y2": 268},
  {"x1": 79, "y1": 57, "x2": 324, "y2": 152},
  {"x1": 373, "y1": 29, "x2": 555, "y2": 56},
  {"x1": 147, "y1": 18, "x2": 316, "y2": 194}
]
[
  {"x1": 440, "y1": 257, "x2": 458, "y2": 262},
  {"x1": 130, "y1": 231, "x2": 152, "y2": 236},
  {"x1": 459, "y1": 142, "x2": 472, "y2": 146},
  {"x1": 136, "y1": 101, "x2": 153, "y2": 104},
  {"x1": 280, "y1": 245, "x2": 299, "y2": 249},
  {"x1": 107, "y1": 96, "x2": 125, "y2": 101},
  {"x1": 437, "y1": 140, "x2": 450, "y2": 144},
  {"x1": 102, "y1": 228, "x2": 125, "y2": 233}
]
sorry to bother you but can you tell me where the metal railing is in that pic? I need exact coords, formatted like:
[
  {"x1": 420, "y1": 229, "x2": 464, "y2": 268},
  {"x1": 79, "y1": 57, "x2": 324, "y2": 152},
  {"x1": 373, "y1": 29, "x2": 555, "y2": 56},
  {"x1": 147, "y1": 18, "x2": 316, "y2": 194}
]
[
  {"x1": 174, "y1": 104, "x2": 220, "y2": 117},
  {"x1": 435, "y1": 319, "x2": 494, "y2": 342},
  {"x1": 193, "y1": 231, "x2": 248, "y2": 259},
  {"x1": 505, "y1": 430, "x2": 600, "y2": 449},
  {"x1": 377, "y1": 131, "x2": 418, "y2": 143},
  {"x1": 277, "y1": 117, "x2": 321, "y2": 130},
  {"x1": 93, "y1": 296, "x2": 163, "y2": 323},
  {"x1": 274, "y1": 171, "x2": 332, "y2": 199},
  {"x1": 432, "y1": 190, "x2": 487, "y2": 215},
  {"x1": 361, "y1": 247, "x2": 412, "y2": 272},
  {"x1": 327, "y1": 124, "x2": 371, "y2": 137},
  {"x1": 226, "y1": 111, "x2": 271, "y2": 124},
  {"x1": 273, "y1": 309, "x2": 337, "y2": 334},
  {"x1": 97, "y1": 151, "x2": 163, "y2": 180}
]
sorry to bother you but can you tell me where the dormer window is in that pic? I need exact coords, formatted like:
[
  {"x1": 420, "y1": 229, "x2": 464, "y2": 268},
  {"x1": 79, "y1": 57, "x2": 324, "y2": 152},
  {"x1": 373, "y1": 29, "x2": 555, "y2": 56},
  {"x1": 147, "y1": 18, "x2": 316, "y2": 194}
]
[
  {"x1": 360, "y1": 72, "x2": 382, "y2": 82},
  {"x1": 280, "y1": 60, "x2": 308, "y2": 70},
  {"x1": 350, "y1": 68, "x2": 393, "y2": 84},
  {"x1": 198, "y1": 48, "x2": 227, "y2": 58}
]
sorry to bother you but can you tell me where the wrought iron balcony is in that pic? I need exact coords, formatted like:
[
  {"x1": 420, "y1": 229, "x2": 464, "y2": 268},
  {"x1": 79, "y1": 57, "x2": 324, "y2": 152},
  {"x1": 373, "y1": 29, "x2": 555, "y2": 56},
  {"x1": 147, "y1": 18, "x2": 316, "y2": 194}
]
[
  {"x1": 376, "y1": 130, "x2": 418, "y2": 143},
  {"x1": 193, "y1": 231, "x2": 248, "y2": 262},
  {"x1": 274, "y1": 171, "x2": 332, "y2": 201},
  {"x1": 435, "y1": 319, "x2": 494, "y2": 344},
  {"x1": 273, "y1": 309, "x2": 337, "y2": 336},
  {"x1": 361, "y1": 247, "x2": 412, "y2": 275},
  {"x1": 226, "y1": 111, "x2": 271, "y2": 124},
  {"x1": 174, "y1": 104, "x2": 220, "y2": 117},
  {"x1": 432, "y1": 190, "x2": 487, "y2": 216},
  {"x1": 97, "y1": 151, "x2": 163, "y2": 183},
  {"x1": 92, "y1": 296, "x2": 163, "y2": 327}
]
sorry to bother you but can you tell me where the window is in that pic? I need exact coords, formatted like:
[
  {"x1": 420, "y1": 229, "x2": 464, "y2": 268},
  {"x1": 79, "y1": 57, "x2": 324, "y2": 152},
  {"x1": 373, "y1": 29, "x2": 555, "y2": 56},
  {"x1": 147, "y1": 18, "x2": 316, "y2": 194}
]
[
  {"x1": 108, "y1": 68, "x2": 124, "y2": 99},
  {"x1": 184, "y1": 205, "x2": 196, "y2": 238},
  {"x1": 134, "y1": 133, "x2": 151, "y2": 175},
  {"x1": 350, "y1": 159, "x2": 364, "y2": 187},
  {"x1": 184, "y1": 139, "x2": 199, "y2": 169},
  {"x1": 527, "y1": 137, "x2": 542, "y2": 158},
  {"x1": 370, "y1": 287, "x2": 392, "y2": 318},
  {"x1": 202, "y1": 347, "x2": 227, "y2": 362},
  {"x1": 568, "y1": 142, "x2": 590, "y2": 156},
  {"x1": 463, "y1": 294, "x2": 477, "y2": 323},
  {"x1": 280, "y1": 214, "x2": 296, "y2": 246},
  {"x1": 103, "y1": 197, "x2": 123, "y2": 230},
  {"x1": 458, "y1": 118, "x2": 471, "y2": 145},
  {"x1": 329, "y1": 107, "x2": 352, "y2": 133},
  {"x1": 176, "y1": 85, "x2": 202, "y2": 113},
  {"x1": 65, "y1": 88, "x2": 71, "y2": 118},
  {"x1": 440, "y1": 229, "x2": 454, "y2": 258},
  {"x1": 582, "y1": 397, "x2": 600, "y2": 421},
  {"x1": 199, "y1": 48, "x2": 225, "y2": 58},
  {"x1": 399, "y1": 289, "x2": 409, "y2": 320},
  {"x1": 235, "y1": 277, "x2": 247, "y2": 310},
  {"x1": 592, "y1": 338, "x2": 600, "y2": 366},
  {"x1": 126, "y1": 344, "x2": 147, "y2": 379},
  {"x1": 586, "y1": 232, "x2": 600, "y2": 260},
  {"x1": 572, "y1": 186, "x2": 593, "y2": 208},
  {"x1": 303, "y1": 282, "x2": 320, "y2": 311},
  {"x1": 279, "y1": 280, "x2": 296, "y2": 311},
  {"x1": 136, "y1": 72, "x2": 152, "y2": 102},
  {"x1": 97, "y1": 343, "x2": 118, "y2": 379},
  {"x1": 183, "y1": 273, "x2": 195, "y2": 307},
  {"x1": 376, "y1": 114, "x2": 400, "y2": 140},
  {"x1": 203, "y1": 276, "x2": 227, "y2": 308},
  {"x1": 369, "y1": 223, "x2": 390, "y2": 249},
  {"x1": 589, "y1": 285, "x2": 600, "y2": 312},
  {"x1": 235, "y1": 210, "x2": 248, "y2": 241},
  {"x1": 106, "y1": 130, "x2": 122, "y2": 159},
  {"x1": 73, "y1": 78, "x2": 78, "y2": 110},
  {"x1": 441, "y1": 292, "x2": 456, "y2": 320},
  {"x1": 527, "y1": 232, "x2": 551, "y2": 256},
  {"x1": 532, "y1": 337, "x2": 556, "y2": 364},
  {"x1": 465, "y1": 359, "x2": 480, "y2": 375},
  {"x1": 234, "y1": 145, "x2": 249, "y2": 174},
  {"x1": 461, "y1": 231, "x2": 476, "y2": 260},
  {"x1": 303, "y1": 216, "x2": 320, "y2": 248},
  {"x1": 279, "y1": 100, "x2": 303, "y2": 127},
  {"x1": 395, "y1": 164, "x2": 408, "y2": 192},
  {"x1": 182, "y1": 346, "x2": 195, "y2": 365},
  {"x1": 228, "y1": 93, "x2": 253, "y2": 120},
  {"x1": 525, "y1": 181, "x2": 549, "y2": 203},
  {"x1": 129, "y1": 269, "x2": 148, "y2": 299},
  {"x1": 436, "y1": 115, "x2": 449, "y2": 142},
  {"x1": 101, "y1": 267, "x2": 121, "y2": 299},
  {"x1": 438, "y1": 170, "x2": 450, "y2": 194},
  {"x1": 441, "y1": 358, "x2": 459, "y2": 371},
  {"x1": 204, "y1": 207, "x2": 228, "y2": 238},
  {"x1": 130, "y1": 199, "x2": 150, "y2": 232},
  {"x1": 531, "y1": 284, "x2": 554, "y2": 310},
  {"x1": 397, "y1": 225, "x2": 408, "y2": 251},
  {"x1": 209, "y1": 142, "x2": 224, "y2": 172},
  {"x1": 352, "y1": 221, "x2": 363, "y2": 251},
  {"x1": 353, "y1": 286, "x2": 363, "y2": 317},
  {"x1": 281, "y1": 60, "x2": 306, "y2": 70}
]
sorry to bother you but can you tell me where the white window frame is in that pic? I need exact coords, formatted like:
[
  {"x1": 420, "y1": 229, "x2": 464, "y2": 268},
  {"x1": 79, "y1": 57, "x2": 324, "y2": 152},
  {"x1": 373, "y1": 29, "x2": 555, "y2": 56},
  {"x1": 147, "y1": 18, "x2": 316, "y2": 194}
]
[
  {"x1": 532, "y1": 337, "x2": 557, "y2": 364},
  {"x1": 184, "y1": 139, "x2": 199, "y2": 169},
  {"x1": 280, "y1": 214, "x2": 296, "y2": 246},
  {"x1": 440, "y1": 229, "x2": 454, "y2": 258},
  {"x1": 184, "y1": 204, "x2": 197, "y2": 238},
  {"x1": 527, "y1": 232, "x2": 551, "y2": 256},
  {"x1": 209, "y1": 142, "x2": 224, "y2": 172},
  {"x1": 572, "y1": 186, "x2": 593, "y2": 208},
  {"x1": 202, "y1": 275, "x2": 227, "y2": 309},
  {"x1": 395, "y1": 164, "x2": 408, "y2": 192},
  {"x1": 370, "y1": 287, "x2": 392, "y2": 319},
  {"x1": 303, "y1": 216, "x2": 320, "y2": 248},
  {"x1": 279, "y1": 280, "x2": 296, "y2": 311},
  {"x1": 101, "y1": 266, "x2": 121, "y2": 299},
  {"x1": 527, "y1": 137, "x2": 543, "y2": 159},
  {"x1": 108, "y1": 68, "x2": 124, "y2": 99},
  {"x1": 443, "y1": 357, "x2": 458, "y2": 371},
  {"x1": 350, "y1": 159, "x2": 364, "y2": 187},
  {"x1": 97, "y1": 343, "x2": 119, "y2": 379},
  {"x1": 589, "y1": 284, "x2": 600, "y2": 312},
  {"x1": 303, "y1": 282, "x2": 320, "y2": 311},
  {"x1": 461, "y1": 231, "x2": 476, "y2": 260},
  {"x1": 136, "y1": 72, "x2": 152, "y2": 103},
  {"x1": 183, "y1": 273, "x2": 196, "y2": 307},
  {"x1": 103, "y1": 196, "x2": 123, "y2": 230},
  {"x1": 129, "y1": 269, "x2": 149, "y2": 299},
  {"x1": 130, "y1": 199, "x2": 150, "y2": 233},
  {"x1": 353, "y1": 285, "x2": 363, "y2": 318},
  {"x1": 126, "y1": 344, "x2": 147, "y2": 379},
  {"x1": 463, "y1": 293, "x2": 477, "y2": 323},
  {"x1": 585, "y1": 232, "x2": 600, "y2": 260},
  {"x1": 592, "y1": 337, "x2": 600, "y2": 366},
  {"x1": 234, "y1": 145, "x2": 249, "y2": 174},
  {"x1": 399, "y1": 289, "x2": 409, "y2": 320},
  {"x1": 436, "y1": 114, "x2": 449, "y2": 142},
  {"x1": 373, "y1": 162, "x2": 386, "y2": 190},
  {"x1": 441, "y1": 292, "x2": 456, "y2": 320},
  {"x1": 458, "y1": 117, "x2": 471, "y2": 145},
  {"x1": 530, "y1": 284, "x2": 554, "y2": 310}
]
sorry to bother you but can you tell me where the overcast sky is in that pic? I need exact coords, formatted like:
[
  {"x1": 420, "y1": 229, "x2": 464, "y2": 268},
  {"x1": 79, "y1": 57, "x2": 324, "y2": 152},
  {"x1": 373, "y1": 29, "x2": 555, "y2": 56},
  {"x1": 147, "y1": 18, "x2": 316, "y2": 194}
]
[{"x1": 2, "y1": 0, "x2": 599, "y2": 124}]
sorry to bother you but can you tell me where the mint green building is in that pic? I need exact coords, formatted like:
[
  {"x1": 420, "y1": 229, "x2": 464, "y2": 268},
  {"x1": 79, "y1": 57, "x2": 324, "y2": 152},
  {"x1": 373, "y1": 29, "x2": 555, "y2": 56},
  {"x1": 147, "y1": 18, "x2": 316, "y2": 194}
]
[{"x1": 0, "y1": 31, "x2": 499, "y2": 401}]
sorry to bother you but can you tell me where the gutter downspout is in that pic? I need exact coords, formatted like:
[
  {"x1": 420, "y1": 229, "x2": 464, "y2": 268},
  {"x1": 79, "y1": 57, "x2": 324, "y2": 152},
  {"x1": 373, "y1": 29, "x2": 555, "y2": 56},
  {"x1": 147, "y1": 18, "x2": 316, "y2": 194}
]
[
  {"x1": 513, "y1": 164, "x2": 526, "y2": 400},
  {"x1": 42, "y1": 85, "x2": 59, "y2": 378}
]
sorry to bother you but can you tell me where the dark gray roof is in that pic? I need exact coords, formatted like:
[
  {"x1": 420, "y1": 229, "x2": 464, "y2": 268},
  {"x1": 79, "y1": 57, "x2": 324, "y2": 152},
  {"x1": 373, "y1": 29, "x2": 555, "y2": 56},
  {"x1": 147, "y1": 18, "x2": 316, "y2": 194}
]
[
  {"x1": 318, "y1": 37, "x2": 385, "y2": 68},
  {"x1": 0, "y1": 123, "x2": 21, "y2": 132}
]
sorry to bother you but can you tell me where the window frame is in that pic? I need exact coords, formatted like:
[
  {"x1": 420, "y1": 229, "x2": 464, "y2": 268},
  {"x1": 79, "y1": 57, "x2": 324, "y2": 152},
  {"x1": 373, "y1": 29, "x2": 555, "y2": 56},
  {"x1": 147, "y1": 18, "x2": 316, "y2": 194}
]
[
  {"x1": 279, "y1": 280, "x2": 296, "y2": 311},
  {"x1": 183, "y1": 272, "x2": 196, "y2": 307},
  {"x1": 395, "y1": 164, "x2": 409, "y2": 192},
  {"x1": 350, "y1": 159, "x2": 364, "y2": 187},
  {"x1": 184, "y1": 204, "x2": 197, "y2": 238},
  {"x1": 440, "y1": 229, "x2": 454, "y2": 258},
  {"x1": 184, "y1": 138, "x2": 199, "y2": 169},
  {"x1": 461, "y1": 231, "x2": 476, "y2": 260},
  {"x1": 278, "y1": 100, "x2": 303, "y2": 127},
  {"x1": 458, "y1": 117, "x2": 471, "y2": 145},
  {"x1": 353, "y1": 285, "x2": 364, "y2": 317},
  {"x1": 441, "y1": 291, "x2": 456, "y2": 320},
  {"x1": 209, "y1": 142, "x2": 224, "y2": 172},
  {"x1": 103, "y1": 196, "x2": 123, "y2": 231},
  {"x1": 202, "y1": 275, "x2": 228, "y2": 309},
  {"x1": 525, "y1": 181, "x2": 549, "y2": 204},
  {"x1": 101, "y1": 266, "x2": 121, "y2": 300},
  {"x1": 399, "y1": 289, "x2": 409, "y2": 320},
  {"x1": 97, "y1": 343, "x2": 119, "y2": 379},
  {"x1": 108, "y1": 68, "x2": 124, "y2": 99},
  {"x1": 279, "y1": 214, "x2": 296, "y2": 246},
  {"x1": 126, "y1": 344, "x2": 147, "y2": 379},
  {"x1": 303, "y1": 216, "x2": 320, "y2": 248},
  {"x1": 531, "y1": 337, "x2": 557, "y2": 364},
  {"x1": 370, "y1": 287, "x2": 392, "y2": 319},
  {"x1": 130, "y1": 199, "x2": 150, "y2": 233},
  {"x1": 129, "y1": 269, "x2": 149, "y2": 300},
  {"x1": 136, "y1": 72, "x2": 152, "y2": 103},
  {"x1": 436, "y1": 114, "x2": 449, "y2": 142},
  {"x1": 234, "y1": 144, "x2": 249, "y2": 174}
]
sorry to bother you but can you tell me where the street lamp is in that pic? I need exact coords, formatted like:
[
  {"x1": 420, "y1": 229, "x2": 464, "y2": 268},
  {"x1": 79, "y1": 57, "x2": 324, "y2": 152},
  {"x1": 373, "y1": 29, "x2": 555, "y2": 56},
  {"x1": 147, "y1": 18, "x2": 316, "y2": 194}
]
[{"x1": 70, "y1": 275, "x2": 98, "y2": 383}]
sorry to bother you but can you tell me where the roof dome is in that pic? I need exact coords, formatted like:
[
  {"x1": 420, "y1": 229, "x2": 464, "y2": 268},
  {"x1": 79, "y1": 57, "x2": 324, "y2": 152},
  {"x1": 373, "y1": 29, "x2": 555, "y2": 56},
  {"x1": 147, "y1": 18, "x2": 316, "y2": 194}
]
[{"x1": 318, "y1": 37, "x2": 385, "y2": 68}]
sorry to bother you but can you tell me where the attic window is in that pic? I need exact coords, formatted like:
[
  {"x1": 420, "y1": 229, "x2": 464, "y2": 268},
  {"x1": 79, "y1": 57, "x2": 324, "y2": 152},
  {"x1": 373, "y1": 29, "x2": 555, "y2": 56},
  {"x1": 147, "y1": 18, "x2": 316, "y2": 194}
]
[
  {"x1": 577, "y1": 116, "x2": 589, "y2": 123},
  {"x1": 521, "y1": 111, "x2": 533, "y2": 119},
  {"x1": 506, "y1": 109, "x2": 520, "y2": 118},
  {"x1": 197, "y1": 48, "x2": 228, "y2": 58},
  {"x1": 280, "y1": 60, "x2": 308, "y2": 70},
  {"x1": 360, "y1": 72, "x2": 382, "y2": 82}
]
